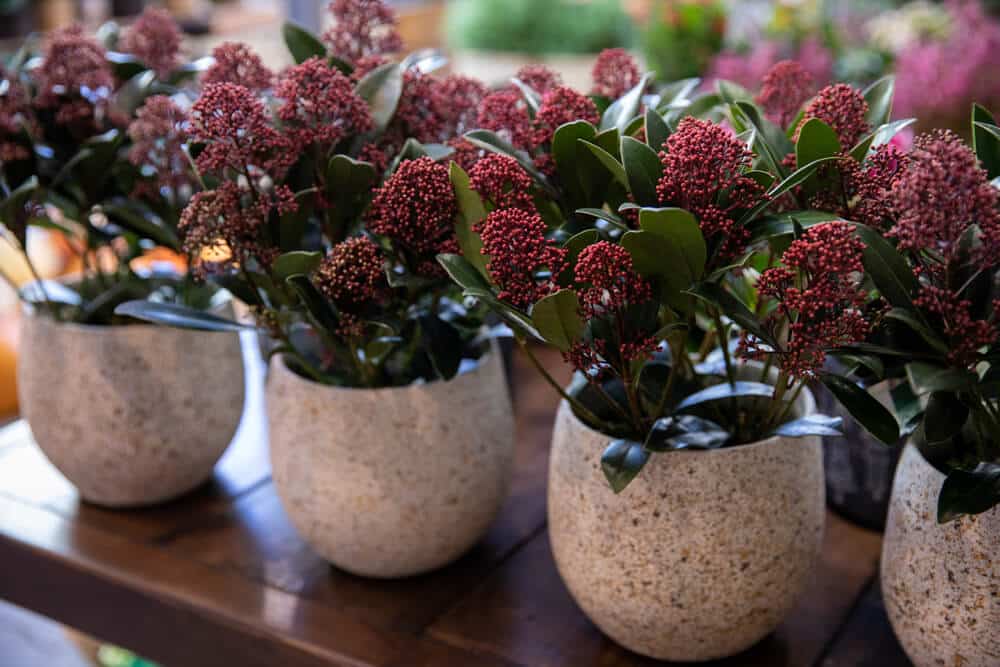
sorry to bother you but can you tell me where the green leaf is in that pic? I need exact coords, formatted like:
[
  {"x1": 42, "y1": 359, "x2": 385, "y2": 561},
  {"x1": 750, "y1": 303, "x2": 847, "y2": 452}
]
[
  {"x1": 924, "y1": 392, "x2": 968, "y2": 444},
  {"x1": 850, "y1": 118, "x2": 915, "y2": 162},
  {"x1": 449, "y1": 162, "x2": 489, "y2": 279},
  {"x1": 795, "y1": 118, "x2": 841, "y2": 169},
  {"x1": 419, "y1": 313, "x2": 463, "y2": 380},
  {"x1": 600, "y1": 439, "x2": 650, "y2": 493},
  {"x1": 575, "y1": 208, "x2": 628, "y2": 230},
  {"x1": 636, "y1": 359, "x2": 671, "y2": 413},
  {"x1": 464, "y1": 129, "x2": 553, "y2": 190},
  {"x1": 580, "y1": 139, "x2": 628, "y2": 188},
  {"x1": 883, "y1": 308, "x2": 949, "y2": 354},
  {"x1": 771, "y1": 414, "x2": 843, "y2": 438},
  {"x1": 906, "y1": 362, "x2": 976, "y2": 395},
  {"x1": 972, "y1": 104, "x2": 1000, "y2": 180},
  {"x1": 748, "y1": 209, "x2": 839, "y2": 243},
  {"x1": 356, "y1": 63, "x2": 403, "y2": 133},
  {"x1": 685, "y1": 282, "x2": 777, "y2": 347},
  {"x1": 326, "y1": 154, "x2": 376, "y2": 223},
  {"x1": 644, "y1": 415, "x2": 729, "y2": 451},
  {"x1": 282, "y1": 21, "x2": 327, "y2": 64},
  {"x1": 0, "y1": 175, "x2": 38, "y2": 246},
  {"x1": 510, "y1": 77, "x2": 542, "y2": 113},
  {"x1": 600, "y1": 73, "x2": 652, "y2": 133},
  {"x1": 113, "y1": 301, "x2": 250, "y2": 332},
  {"x1": 645, "y1": 107, "x2": 671, "y2": 151},
  {"x1": 437, "y1": 252, "x2": 492, "y2": 292},
  {"x1": 531, "y1": 289, "x2": 583, "y2": 352},
  {"x1": 937, "y1": 464, "x2": 1000, "y2": 522},
  {"x1": 820, "y1": 374, "x2": 900, "y2": 445},
  {"x1": 855, "y1": 224, "x2": 918, "y2": 308},
  {"x1": 287, "y1": 274, "x2": 339, "y2": 334},
  {"x1": 638, "y1": 207, "x2": 706, "y2": 280},
  {"x1": 716, "y1": 79, "x2": 754, "y2": 105},
  {"x1": 272, "y1": 251, "x2": 323, "y2": 283},
  {"x1": 551, "y1": 121, "x2": 599, "y2": 206},
  {"x1": 112, "y1": 70, "x2": 155, "y2": 116},
  {"x1": 862, "y1": 76, "x2": 894, "y2": 128},
  {"x1": 734, "y1": 101, "x2": 794, "y2": 176},
  {"x1": 102, "y1": 203, "x2": 180, "y2": 251},
  {"x1": 676, "y1": 381, "x2": 775, "y2": 411},
  {"x1": 621, "y1": 136, "x2": 664, "y2": 206}
]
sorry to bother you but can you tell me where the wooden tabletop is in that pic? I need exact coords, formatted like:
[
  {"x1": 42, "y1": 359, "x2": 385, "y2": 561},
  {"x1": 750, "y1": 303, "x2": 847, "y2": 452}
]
[{"x1": 0, "y1": 344, "x2": 912, "y2": 667}]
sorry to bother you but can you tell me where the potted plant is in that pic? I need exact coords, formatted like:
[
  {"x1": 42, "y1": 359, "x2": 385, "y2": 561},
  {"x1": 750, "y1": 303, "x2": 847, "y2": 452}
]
[
  {"x1": 439, "y1": 54, "x2": 894, "y2": 660},
  {"x1": 122, "y1": 0, "x2": 514, "y2": 579},
  {"x1": 1, "y1": 13, "x2": 244, "y2": 508},
  {"x1": 829, "y1": 110, "x2": 1000, "y2": 666}
]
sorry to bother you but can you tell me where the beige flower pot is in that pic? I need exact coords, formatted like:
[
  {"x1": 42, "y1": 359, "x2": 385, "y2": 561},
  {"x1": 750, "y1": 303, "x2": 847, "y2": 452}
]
[
  {"x1": 548, "y1": 386, "x2": 824, "y2": 661},
  {"x1": 267, "y1": 342, "x2": 514, "y2": 579},
  {"x1": 881, "y1": 444, "x2": 1000, "y2": 667},
  {"x1": 17, "y1": 309, "x2": 245, "y2": 507}
]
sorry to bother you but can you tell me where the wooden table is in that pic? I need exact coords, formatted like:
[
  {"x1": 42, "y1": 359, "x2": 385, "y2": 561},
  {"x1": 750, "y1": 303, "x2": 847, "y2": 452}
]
[{"x1": 0, "y1": 346, "x2": 912, "y2": 667}]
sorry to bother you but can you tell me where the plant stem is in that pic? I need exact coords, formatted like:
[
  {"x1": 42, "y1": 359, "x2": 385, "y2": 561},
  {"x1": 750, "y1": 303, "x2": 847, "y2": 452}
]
[
  {"x1": 713, "y1": 308, "x2": 735, "y2": 386},
  {"x1": 517, "y1": 338, "x2": 603, "y2": 428}
]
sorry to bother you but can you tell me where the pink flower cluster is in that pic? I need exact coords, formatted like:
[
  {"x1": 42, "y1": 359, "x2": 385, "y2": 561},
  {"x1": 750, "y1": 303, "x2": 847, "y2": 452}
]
[
  {"x1": 119, "y1": 7, "x2": 182, "y2": 78},
  {"x1": 889, "y1": 130, "x2": 1000, "y2": 263},
  {"x1": 797, "y1": 83, "x2": 870, "y2": 149},
  {"x1": 323, "y1": 0, "x2": 402, "y2": 64},
  {"x1": 743, "y1": 222, "x2": 870, "y2": 378},
  {"x1": 366, "y1": 158, "x2": 459, "y2": 276},
  {"x1": 275, "y1": 57, "x2": 373, "y2": 152},
  {"x1": 313, "y1": 235, "x2": 386, "y2": 312},
  {"x1": 590, "y1": 48, "x2": 641, "y2": 99},
  {"x1": 203, "y1": 42, "x2": 274, "y2": 91},
  {"x1": 476, "y1": 208, "x2": 566, "y2": 309},
  {"x1": 468, "y1": 155, "x2": 535, "y2": 210},
  {"x1": 705, "y1": 37, "x2": 832, "y2": 94},
  {"x1": 755, "y1": 60, "x2": 815, "y2": 128},
  {"x1": 34, "y1": 26, "x2": 118, "y2": 134},
  {"x1": 127, "y1": 95, "x2": 193, "y2": 199},
  {"x1": 0, "y1": 68, "x2": 31, "y2": 162},
  {"x1": 656, "y1": 117, "x2": 764, "y2": 261},
  {"x1": 913, "y1": 285, "x2": 997, "y2": 367}
]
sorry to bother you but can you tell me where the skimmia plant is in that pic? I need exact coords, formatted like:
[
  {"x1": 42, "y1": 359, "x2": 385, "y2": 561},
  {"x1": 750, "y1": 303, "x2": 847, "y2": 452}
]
[
  {"x1": 0, "y1": 8, "x2": 217, "y2": 323},
  {"x1": 118, "y1": 0, "x2": 503, "y2": 388},
  {"x1": 439, "y1": 53, "x2": 891, "y2": 492}
]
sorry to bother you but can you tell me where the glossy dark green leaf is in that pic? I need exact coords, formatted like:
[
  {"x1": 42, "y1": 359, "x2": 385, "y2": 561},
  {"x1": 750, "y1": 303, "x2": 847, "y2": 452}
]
[
  {"x1": 575, "y1": 208, "x2": 628, "y2": 230},
  {"x1": 465, "y1": 130, "x2": 553, "y2": 191},
  {"x1": 638, "y1": 207, "x2": 706, "y2": 279},
  {"x1": 644, "y1": 415, "x2": 729, "y2": 452},
  {"x1": 645, "y1": 107, "x2": 671, "y2": 151},
  {"x1": 636, "y1": 359, "x2": 671, "y2": 413},
  {"x1": 437, "y1": 252, "x2": 492, "y2": 292},
  {"x1": 795, "y1": 118, "x2": 841, "y2": 169},
  {"x1": 855, "y1": 224, "x2": 919, "y2": 309},
  {"x1": 282, "y1": 21, "x2": 327, "y2": 64},
  {"x1": 449, "y1": 162, "x2": 489, "y2": 279},
  {"x1": 552, "y1": 121, "x2": 599, "y2": 206},
  {"x1": 716, "y1": 79, "x2": 754, "y2": 105},
  {"x1": 463, "y1": 286, "x2": 542, "y2": 341},
  {"x1": 531, "y1": 289, "x2": 583, "y2": 352},
  {"x1": 891, "y1": 382, "x2": 923, "y2": 437},
  {"x1": 748, "y1": 209, "x2": 839, "y2": 243},
  {"x1": 272, "y1": 251, "x2": 323, "y2": 283},
  {"x1": 621, "y1": 136, "x2": 663, "y2": 206},
  {"x1": 287, "y1": 274, "x2": 339, "y2": 334},
  {"x1": 419, "y1": 313, "x2": 463, "y2": 380},
  {"x1": 862, "y1": 76, "x2": 894, "y2": 128},
  {"x1": 924, "y1": 391, "x2": 968, "y2": 444},
  {"x1": 580, "y1": 140, "x2": 628, "y2": 188},
  {"x1": 112, "y1": 69, "x2": 155, "y2": 116},
  {"x1": 972, "y1": 104, "x2": 1000, "y2": 180},
  {"x1": 883, "y1": 308, "x2": 949, "y2": 354},
  {"x1": 102, "y1": 203, "x2": 180, "y2": 251},
  {"x1": 600, "y1": 73, "x2": 652, "y2": 133},
  {"x1": 676, "y1": 381, "x2": 775, "y2": 411},
  {"x1": 906, "y1": 362, "x2": 976, "y2": 395},
  {"x1": 600, "y1": 439, "x2": 650, "y2": 493},
  {"x1": 850, "y1": 118, "x2": 915, "y2": 161},
  {"x1": 820, "y1": 374, "x2": 900, "y2": 445},
  {"x1": 356, "y1": 62, "x2": 403, "y2": 133},
  {"x1": 685, "y1": 282, "x2": 777, "y2": 347},
  {"x1": 734, "y1": 101, "x2": 794, "y2": 177},
  {"x1": 938, "y1": 463, "x2": 1000, "y2": 522},
  {"x1": 771, "y1": 414, "x2": 843, "y2": 438},
  {"x1": 113, "y1": 300, "x2": 250, "y2": 332}
]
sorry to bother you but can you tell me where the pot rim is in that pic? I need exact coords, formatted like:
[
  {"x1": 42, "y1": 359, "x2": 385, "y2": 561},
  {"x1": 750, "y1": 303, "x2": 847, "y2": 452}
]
[
  {"x1": 269, "y1": 337, "x2": 502, "y2": 395},
  {"x1": 556, "y1": 380, "x2": 818, "y2": 455}
]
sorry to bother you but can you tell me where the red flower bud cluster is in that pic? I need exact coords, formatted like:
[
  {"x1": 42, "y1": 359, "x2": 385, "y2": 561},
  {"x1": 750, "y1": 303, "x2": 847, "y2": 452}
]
[
  {"x1": 476, "y1": 89, "x2": 534, "y2": 151},
  {"x1": 189, "y1": 83, "x2": 296, "y2": 178},
  {"x1": 797, "y1": 83, "x2": 870, "y2": 149},
  {"x1": 275, "y1": 57, "x2": 373, "y2": 152},
  {"x1": 323, "y1": 0, "x2": 402, "y2": 64},
  {"x1": 468, "y1": 154, "x2": 535, "y2": 210},
  {"x1": 202, "y1": 42, "x2": 274, "y2": 91},
  {"x1": 889, "y1": 130, "x2": 1000, "y2": 264},
  {"x1": 532, "y1": 86, "x2": 600, "y2": 148},
  {"x1": 34, "y1": 26, "x2": 117, "y2": 134},
  {"x1": 394, "y1": 73, "x2": 486, "y2": 145},
  {"x1": 591, "y1": 48, "x2": 642, "y2": 99},
  {"x1": 755, "y1": 60, "x2": 814, "y2": 129},
  {"x1": 476, "y1": 208, "x2": 566, "y2": 308},
  {"x1": 913, "y1": 285, "x2": 997, "y2": 368},
  {"x1": 313, "y1": 235, "x2": 386, "y2": 311},
  {"x1": 448, "y1": 138, "x2": 484, "y2": 172},
  {"x1": 742, "y1": 221, "x2": 870, "y2": 378},
  {"x1": 366, "y1": 158, "x2": 459, "y2": 275},
  {"x1": 656, "y1": 117, "x2": 764, "y2": 262},
  {"x1": 119, "y1": 7, "x2": 182, "y2": 78},
  {"x1": 574, "y1": 241, "x2": 651, "y2": 319},
  {"x1": 127, "y1": 95, "x2": 193, "y2": 199},
  {"x1": 514, "y1": 65, "x2": 562, "y2": 95},
  {"x1": 0, "y1": 68, "x2": 31, "y2": 162}
]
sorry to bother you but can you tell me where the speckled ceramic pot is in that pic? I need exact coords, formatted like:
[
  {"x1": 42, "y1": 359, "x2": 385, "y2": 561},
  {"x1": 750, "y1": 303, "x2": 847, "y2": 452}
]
[
  {"x1": 881, "y1": 444, "x2": 1000, "y2": 667},
  {"x1": 17, "y1": 309, "x2": 245, "y2": 507},
  {"x1": 548, "y1": 387, "x2": 824, "y2": 661},
  {"x1": 267, "y1": 342, "x2": 514, "y2": 579}
]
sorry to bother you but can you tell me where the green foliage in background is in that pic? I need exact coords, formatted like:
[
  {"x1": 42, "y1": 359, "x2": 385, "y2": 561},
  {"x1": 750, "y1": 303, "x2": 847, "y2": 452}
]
[
  {"x1": 640, "y1": 0, "x2": 725, "y2": 82},
  {"x1": 0, "y1": 0, "x2": 27, "y2": 14},
  {"x1": 445, "y1": 0, "x2": 634, "y2": 55}
]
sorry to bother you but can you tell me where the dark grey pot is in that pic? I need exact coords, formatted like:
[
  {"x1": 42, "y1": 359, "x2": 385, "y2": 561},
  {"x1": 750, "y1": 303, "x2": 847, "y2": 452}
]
[{"x1": 112, "y1": 0, "x2": 146, "y2": 16}]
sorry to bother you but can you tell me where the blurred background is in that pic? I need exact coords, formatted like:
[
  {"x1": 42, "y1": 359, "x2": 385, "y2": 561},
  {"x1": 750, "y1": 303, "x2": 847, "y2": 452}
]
[{"x1": 0, "y1": 1, "x2": 996, "y2": 663}]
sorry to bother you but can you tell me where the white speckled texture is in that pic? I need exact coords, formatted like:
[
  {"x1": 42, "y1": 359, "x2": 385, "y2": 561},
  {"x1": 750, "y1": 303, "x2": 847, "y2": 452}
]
[
  {"x1": 882, "y1": 444, "x2": 999, "y2": 667},
  {"x1": 548, "y1": 388, "x2": 824, "y2": 662},
  {"x1": 267, "y1": 341, "x2": 514, "y2": 579},
  {"x1": 17, "y1": 310, "x2": 245, "y2": 508}
]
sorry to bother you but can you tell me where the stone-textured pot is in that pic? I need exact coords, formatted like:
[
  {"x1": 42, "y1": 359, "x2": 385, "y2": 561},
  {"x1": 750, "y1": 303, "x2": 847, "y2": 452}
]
[
  {"x1": 268, "y1": 342, "x2": 514, "y2": 579},
  {"x1": 548, "y1": 387, "x2": 824, "y2": 661},
  {"x1": 17, "y1": 309, "x2": 245, "y2": 507},
  {"x1": 881, "y1": 444, "x2": 1000, "y2": 667},
  {"x1": 816, "y1": 379, "x2": 902, "y2": 531}
]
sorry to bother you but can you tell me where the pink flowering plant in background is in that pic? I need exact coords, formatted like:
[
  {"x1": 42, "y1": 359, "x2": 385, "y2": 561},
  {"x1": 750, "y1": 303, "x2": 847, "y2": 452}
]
[
  {"x1": 0, "y1": 8, "x2": 222, "y2": 324},
  {"x1": 439, "y1": 51, "x2": 888, "y2": 492}
]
